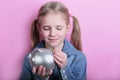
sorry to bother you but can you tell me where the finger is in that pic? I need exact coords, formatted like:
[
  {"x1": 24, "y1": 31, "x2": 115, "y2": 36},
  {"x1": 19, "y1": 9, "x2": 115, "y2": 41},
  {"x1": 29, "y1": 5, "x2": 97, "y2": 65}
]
[
  {"x1": 54, "y1": 51, "x2": 62, "y2": 56},
  {"x1": 54, "y1": 51, "x2": 67, "y2": 59},
  {"x1": 32, "y1": 66, "x2": 37, "y2": 74},
  {"x1": 37, "y1": 66, "x2": 42, "y2": 75},
  {"x1": 45, "y1": 69, "x2": 53, "y2": 77},
  {"x1": 49, "y1": 69, "x2": 53, "y2": 75},
  {"x1": 41, "y1": 67, "x2": 46, "y2": 76},
  {"x1": 54, "y1": 54, "x2": 63, "y2": 63},
  {"x1": 54, "y1": 58, "x2": 62, "y2": 67},
  {"x1": 54, "y1": 57, "x2": 67, "y2": 69}
]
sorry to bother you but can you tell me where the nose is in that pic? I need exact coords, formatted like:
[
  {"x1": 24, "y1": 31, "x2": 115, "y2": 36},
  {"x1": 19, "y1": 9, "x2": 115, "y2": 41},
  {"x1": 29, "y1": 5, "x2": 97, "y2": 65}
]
[{"x1": 49, "y1": 29, "x2": 56, "y2": 36}]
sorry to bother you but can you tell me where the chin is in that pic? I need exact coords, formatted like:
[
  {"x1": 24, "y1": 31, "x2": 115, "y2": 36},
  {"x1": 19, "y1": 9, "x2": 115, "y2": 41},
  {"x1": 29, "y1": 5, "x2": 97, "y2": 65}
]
[
  {"x1": 46, "y1": 39, "x2": 63, "y2": 48},
  {"x1": 49, "y1": 43, "x2": 58, "y2": 48}
]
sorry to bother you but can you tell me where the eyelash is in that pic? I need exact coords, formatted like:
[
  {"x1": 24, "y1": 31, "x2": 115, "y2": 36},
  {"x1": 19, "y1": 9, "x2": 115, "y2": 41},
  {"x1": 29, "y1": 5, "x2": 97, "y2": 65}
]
[
  {"x1": 43, "y1": 28, "x2": 50, "y2": 30},
  {"x1": 42, "y1": 26, "x2": 63, "y2": 31},
  {"x1": 57, "y1": 27, "x2": 62, "y2": 30},
  {"x1": 43, "y1": 27, "x2": 50, "y2": 30}
]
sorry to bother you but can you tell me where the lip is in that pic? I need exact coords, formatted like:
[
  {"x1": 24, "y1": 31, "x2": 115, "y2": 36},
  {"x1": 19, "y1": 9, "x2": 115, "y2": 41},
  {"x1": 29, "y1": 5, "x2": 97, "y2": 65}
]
[{"x1": 48, "y1": 38, "x2": 58, "y2": 42}]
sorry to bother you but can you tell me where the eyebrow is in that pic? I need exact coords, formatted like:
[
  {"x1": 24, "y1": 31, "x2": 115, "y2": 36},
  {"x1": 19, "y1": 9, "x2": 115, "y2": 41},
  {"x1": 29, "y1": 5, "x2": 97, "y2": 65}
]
[
  {"x1": 41, "y1": 25, "x2": 50, "y2": 27},
  {"x1": 41, "y1": 25, "x2": 51, "y2": 29},
  {"x1": 41, "y1": 25, "x2": 64, "y2": 27},
  {"x1": 56, "y1": 25, "x2": 64, "y2": 27}
]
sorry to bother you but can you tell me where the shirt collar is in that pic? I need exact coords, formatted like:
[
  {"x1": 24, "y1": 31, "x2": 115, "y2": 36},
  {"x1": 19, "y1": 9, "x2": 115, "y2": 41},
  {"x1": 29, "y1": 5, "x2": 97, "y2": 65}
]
[
  {"x1": 62, "y1": 39, "x2": 75, "y2": 56},
  {"x1": 36, "y1": 39, "x2": 75, "y2": 56}
]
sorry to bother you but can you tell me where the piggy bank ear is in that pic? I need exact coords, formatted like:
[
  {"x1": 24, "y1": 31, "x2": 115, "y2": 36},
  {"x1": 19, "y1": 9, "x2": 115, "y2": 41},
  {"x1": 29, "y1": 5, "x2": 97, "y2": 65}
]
[
  {"x1": 28, "y1": 53, "x2": 32, "y2": 59},
  {"x1": 28, "y1": 48, "x2": 38, "y2": 59}
]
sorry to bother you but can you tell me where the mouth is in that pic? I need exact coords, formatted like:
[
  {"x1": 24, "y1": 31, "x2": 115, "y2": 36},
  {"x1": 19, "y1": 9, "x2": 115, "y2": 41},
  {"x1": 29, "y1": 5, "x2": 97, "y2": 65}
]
[{"x1": 48, "y1": 38, "x2": 58, "y2": 42}]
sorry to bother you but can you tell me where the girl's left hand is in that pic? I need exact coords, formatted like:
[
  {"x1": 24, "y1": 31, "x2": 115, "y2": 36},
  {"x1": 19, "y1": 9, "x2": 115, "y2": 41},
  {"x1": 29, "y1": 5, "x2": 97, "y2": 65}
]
[{"x1": 53, "y1": 50, "x2": 67, "y2": 69}]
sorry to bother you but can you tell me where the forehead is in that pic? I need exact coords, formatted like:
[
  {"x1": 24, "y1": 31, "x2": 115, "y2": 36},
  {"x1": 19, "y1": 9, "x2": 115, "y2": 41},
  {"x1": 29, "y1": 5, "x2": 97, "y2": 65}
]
[{"x1": 40, "y1": 12, "x2": 66, "y2": 25}]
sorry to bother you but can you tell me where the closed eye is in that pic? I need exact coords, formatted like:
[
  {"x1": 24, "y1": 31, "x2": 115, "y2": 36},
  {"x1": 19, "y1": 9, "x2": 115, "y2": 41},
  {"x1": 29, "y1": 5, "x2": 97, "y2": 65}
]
[
  {"x1": 42, "y1": 26, "x2": 50, "y2": 30},
  {"x1": 56, "y1": 25, "x2": 63, "y2": 30}
]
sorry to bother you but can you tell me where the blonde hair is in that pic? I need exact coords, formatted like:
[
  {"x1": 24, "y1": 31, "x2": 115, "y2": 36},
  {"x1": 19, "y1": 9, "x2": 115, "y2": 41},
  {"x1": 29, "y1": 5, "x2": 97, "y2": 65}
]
[{"x1": 30, "y1": 1, "x2": 82, "y2": 51}]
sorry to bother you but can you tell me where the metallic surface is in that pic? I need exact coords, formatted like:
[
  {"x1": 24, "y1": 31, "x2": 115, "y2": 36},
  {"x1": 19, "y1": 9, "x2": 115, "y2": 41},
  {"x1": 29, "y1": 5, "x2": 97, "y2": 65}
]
[{"x1": 28, "y1": 48, "x2": 55, "y2": 70}]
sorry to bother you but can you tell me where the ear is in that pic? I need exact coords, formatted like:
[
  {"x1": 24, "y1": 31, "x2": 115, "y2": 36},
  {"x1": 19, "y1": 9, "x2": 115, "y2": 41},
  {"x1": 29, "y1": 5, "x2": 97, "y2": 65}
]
[
  {"x1": 67, "y1": 24, "x2": 71, "y2": 29},
  {"x1": 66, "y1": 24, "x2": 71, "y2": 31}
]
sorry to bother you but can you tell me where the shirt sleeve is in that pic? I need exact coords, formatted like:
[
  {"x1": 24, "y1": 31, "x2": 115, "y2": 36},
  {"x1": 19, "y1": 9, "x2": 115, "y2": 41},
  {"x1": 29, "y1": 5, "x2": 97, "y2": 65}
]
[
  {"x1": 20, "y1": 55, "x2": 34, "y2": 80},
  {"x1": 60, "y1": 51, "x2": 87, "y2": 80},
  {"x1": 20, "y1": 55, "x2": 50, "y2": 80}
]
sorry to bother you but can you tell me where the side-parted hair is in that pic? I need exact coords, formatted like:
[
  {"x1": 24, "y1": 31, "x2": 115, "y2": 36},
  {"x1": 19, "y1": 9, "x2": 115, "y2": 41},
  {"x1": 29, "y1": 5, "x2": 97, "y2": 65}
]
[{"x1": 30, "y1": 1, "x2": 82, "y2": 51}]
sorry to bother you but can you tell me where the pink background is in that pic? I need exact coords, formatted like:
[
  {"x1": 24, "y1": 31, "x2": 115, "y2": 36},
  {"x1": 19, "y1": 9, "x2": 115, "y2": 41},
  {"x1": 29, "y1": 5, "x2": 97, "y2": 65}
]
[{"x1": 0, "y1": 0, "x2": 120, "y2": 80}]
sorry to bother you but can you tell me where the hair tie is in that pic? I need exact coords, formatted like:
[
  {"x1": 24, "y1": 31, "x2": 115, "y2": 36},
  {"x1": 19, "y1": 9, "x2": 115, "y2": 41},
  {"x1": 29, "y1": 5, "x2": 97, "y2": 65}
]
[{"x1": 69, "y1": 13, "x2": 73, "y2": 17}]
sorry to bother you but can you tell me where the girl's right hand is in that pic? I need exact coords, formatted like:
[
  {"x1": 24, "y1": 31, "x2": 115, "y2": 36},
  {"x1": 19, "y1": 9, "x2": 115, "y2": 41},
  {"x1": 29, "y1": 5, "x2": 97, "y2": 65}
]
[{"x1": 32, "y1": 66, "x2": 53, "y2": 78}]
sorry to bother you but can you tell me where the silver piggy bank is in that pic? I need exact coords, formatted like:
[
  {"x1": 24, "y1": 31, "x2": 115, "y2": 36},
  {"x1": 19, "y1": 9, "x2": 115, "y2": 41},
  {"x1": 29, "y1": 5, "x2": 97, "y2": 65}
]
[{"x1": 28, "y1": 48, "x2": 55, "y2": 71}]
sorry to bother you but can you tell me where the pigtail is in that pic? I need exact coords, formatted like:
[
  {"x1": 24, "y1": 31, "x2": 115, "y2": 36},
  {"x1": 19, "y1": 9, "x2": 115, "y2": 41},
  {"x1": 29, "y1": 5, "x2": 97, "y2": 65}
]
[
  {"x1": 70, "y1": 16, "x2": 82, "y2": 51},
  {"x1": 30, "y1": 19, "x2": 40, "y2": 48}
]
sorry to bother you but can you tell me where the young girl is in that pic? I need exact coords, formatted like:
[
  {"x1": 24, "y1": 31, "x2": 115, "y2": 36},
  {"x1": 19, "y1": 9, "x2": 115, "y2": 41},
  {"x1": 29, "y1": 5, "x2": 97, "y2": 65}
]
[{"x1": 20, "y1": 1, "x2": 86, "y2": 80}]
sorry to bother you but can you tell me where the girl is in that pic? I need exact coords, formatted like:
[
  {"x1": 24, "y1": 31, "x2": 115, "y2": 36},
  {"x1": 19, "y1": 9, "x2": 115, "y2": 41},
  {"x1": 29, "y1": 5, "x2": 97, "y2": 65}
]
[{"x1": 20, "y1": 1, "x2": 86, "y2": 80}]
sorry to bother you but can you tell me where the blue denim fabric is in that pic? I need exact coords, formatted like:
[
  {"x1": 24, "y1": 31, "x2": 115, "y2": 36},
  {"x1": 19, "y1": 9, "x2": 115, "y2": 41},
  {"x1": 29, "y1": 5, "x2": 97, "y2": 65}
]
[{"x1": 20, "y1": 39, "x2": 87, "y2": 80}]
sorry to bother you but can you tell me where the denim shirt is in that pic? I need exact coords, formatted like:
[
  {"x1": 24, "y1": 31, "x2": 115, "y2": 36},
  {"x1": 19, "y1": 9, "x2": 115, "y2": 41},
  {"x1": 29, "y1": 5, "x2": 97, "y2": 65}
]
[{"x1": 20, "y1": 39, "x2": 87, "y2": 80}]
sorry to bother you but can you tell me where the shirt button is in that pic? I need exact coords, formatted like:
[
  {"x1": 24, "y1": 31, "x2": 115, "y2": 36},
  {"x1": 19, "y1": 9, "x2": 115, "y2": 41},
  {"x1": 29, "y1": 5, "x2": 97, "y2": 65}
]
[
  {"x1": 64, "y1": 75, "x2": 67, "y2": 79},
  {"x1": 62, "y1": 70, "x2": 65, "y2": 73}
]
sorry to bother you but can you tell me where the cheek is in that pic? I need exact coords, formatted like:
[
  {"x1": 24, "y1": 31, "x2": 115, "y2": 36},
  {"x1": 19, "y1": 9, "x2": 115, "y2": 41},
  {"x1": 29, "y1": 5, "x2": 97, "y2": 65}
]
[
  {"x1": 41, "y1": 31, "x2": 49, "y2": 38},
  {"x1": 59, "y1": 30, "x2": 68, "y2": 37}
]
